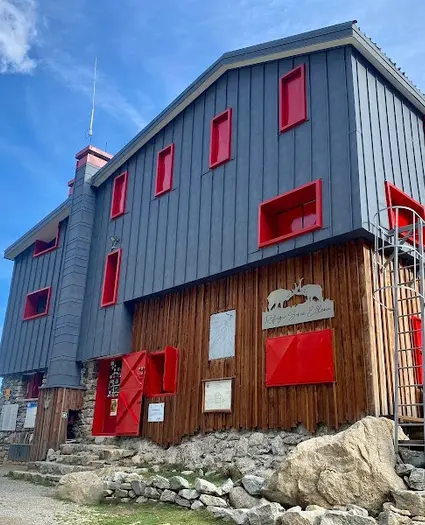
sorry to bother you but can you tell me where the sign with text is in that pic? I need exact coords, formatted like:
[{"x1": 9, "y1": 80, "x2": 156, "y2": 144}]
[
  {"x1": 262, "y1": 279, "x2": 335, "y2": 329},
  {"x1": 24, "y1": 402, "x2": 37, "y2": 428},
  {"x1": 148, "y1": 403, "x2": 165, "y2": 422},
  {"x1": 0, "y1": 404, "x2": 18, "y2": 431}
]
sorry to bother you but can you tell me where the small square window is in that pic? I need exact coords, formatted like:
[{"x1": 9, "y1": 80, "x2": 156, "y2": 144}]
[
  {"x1": 155, "y1": 143, "x2": 175, "y2": 197},
  {"x1": 385, "y1": 182, "x2": 425, "y2": 244},
  {"x1": 33, "y1": 225, "x2": 60, "y2": 257},
  {"x1": 279, "y1": 64, "x2": 307, "y2": 132},
  {"x1": 209, "y1": 108, "x2": 232, "y2": 169},
  {"x1": 101, "y1": 249, "x2": 122, "y2": 307},
  {"x1": 209, "y1": 310, "x2": 236, "y2": 360},
  {"x1": 23, "y1": 287, "x2": 51, "y2": 321},
  {"x1": 258, "y1": 179, "x2": 322, "y2": 248},
  {"x1": 110, "y1": 171, "x2": 128, "y2": 219},
  {"x1": 266, "y1": 329, "x2": 334, "y2": 387},
  {"x1": 146, "y1": 346, "x2": 179, "y2": 397}
]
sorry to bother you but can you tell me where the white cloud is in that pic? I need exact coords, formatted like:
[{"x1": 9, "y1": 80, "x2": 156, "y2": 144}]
[{"x1": 0, "y1": 0, "x2": 37, "y2": 73}]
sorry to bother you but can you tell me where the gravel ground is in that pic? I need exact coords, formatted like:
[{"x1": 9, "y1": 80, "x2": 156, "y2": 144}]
[{"x1": 0, "y1": 475, "x2": 91, "y2": 525}]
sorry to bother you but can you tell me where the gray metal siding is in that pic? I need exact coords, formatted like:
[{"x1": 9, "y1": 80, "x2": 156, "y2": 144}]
[
  {"x1": 0, "y1": 219, "x2": 69, "y2": 375},
  {"x1": 352, "y1": 50, "x2": 425, "y2": 231},
  {"x1": 79, "y1": 47, "x2": 361, "y2": 360}
]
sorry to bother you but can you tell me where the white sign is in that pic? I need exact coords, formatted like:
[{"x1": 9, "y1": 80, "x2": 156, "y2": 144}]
[
  {"x1": 204, "y1": 379, "x2": 232, "y2": 412},
  {"x1": 148, "y1": 403, "x2": 165, "y2": 422},
  {"x1": 0, "y1": 404, "x2": 18, "y2": 431},
  {"x1": 24, "y1": 402, "x2": 37, "y2": 429},
  {"x1": 262, "y1": 278, "x2": 335, "y2": 329},
  {"x1": 209, "y1": 310, "x2": 236, "y2": 360}
]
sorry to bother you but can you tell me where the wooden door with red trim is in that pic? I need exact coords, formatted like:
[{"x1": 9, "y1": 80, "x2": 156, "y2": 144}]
[{"x1": 116, "y1": 351, "x2": 147, "y2": 436}]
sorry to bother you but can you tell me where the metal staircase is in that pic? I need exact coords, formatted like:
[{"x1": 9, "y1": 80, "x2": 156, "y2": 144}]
[{"x1": 373, "y1": 206, "x2": 425, "y2": 452}]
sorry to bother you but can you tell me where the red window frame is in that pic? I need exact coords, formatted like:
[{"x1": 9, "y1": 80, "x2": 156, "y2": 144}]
[
  {"x1": 411, "y1": 315, "x2": 423, "y2": 385},
  {"x1": 209, "y1": 108, "x2": 232, "y2": 169},
  {"x1": 279, "y1": 64, "x2": 307, "y2": 133},
  {"x1": 68, "y1": 179, "x2": 75, "y2": 196},
  {"x1": 100, "y1": 249, "x2": 122, "y2": 307},
  {"x1": 33, "y1": 225, "x2": 60, "y2": 258},
  {"x1": 110, "y1": 171, "x2": 128, "y2": 219},
  {"x1": 26, "y1": 372, "x2": 44, "y2": 399},
  {"x1": 145, "y1": 346, "x2": 179, "y2": 397},
  {"x1": 155, "y1": 143, "x2": 175, "y2": 197},
  {"x1": 23, "y1": 287, "x2": 52, "y2": 321},
  {"x1": 385, "y1": 182, "x2": 425, "y2": 244},
  {"x1": 258, "y1": 179, "x2": 322, "y2": 248},
  {"x1": 266, "y1": 329, "x2": 335, "y2": 387}
]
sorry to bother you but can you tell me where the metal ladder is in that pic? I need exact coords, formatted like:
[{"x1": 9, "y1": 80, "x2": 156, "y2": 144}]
[{"x1": 373, "y1": 206, "x2": 425, "y2": 452}]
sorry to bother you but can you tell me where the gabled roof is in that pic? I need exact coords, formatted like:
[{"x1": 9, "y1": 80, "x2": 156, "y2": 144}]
[
  {"x1": 91, "y1": 20, "x2": 425, "y2": 188},
  {"x1": 4, "y1": 199, "x2": 70, "y2": 261}
]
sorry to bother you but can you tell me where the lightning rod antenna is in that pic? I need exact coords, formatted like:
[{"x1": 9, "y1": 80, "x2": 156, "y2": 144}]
[{"x1": 88, "y1": 57, "x2": 97, "y2": 143}]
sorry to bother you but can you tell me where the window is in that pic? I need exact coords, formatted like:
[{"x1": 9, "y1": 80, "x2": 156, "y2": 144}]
[
  {"x1": 279, "y1": 64, "x2": 307, "y2": 132},
  {"x1": 209, "y1": 310, "x2": 236, "y2": 360},
  {"x1": 385, "y1": 182, "x2": 425, "y2": 244},
  {"x1": 25, "y1": 372, "x2": 44, "y2": 399},
  {"x1": 33, "y1": 225, "x2": 60, "y2": 257},
  {"x1": 155, "y1": 143, "x2": 175, "y2": 196},
  {"x1": 258, "y1": 179, "x2": 322, "y2": 248},
  {"x1": 23, "y1": 287, "x2": 51, "y2": 321},
  {"x1": 209, "y1": 108, "x2": 232, "y2": 169},
  {"x1": 411, "y1": 316, "x2": 423, "y2": 385},
  {"x1": 100, "y1": 249, "x2": 122, "y2": 307},
  {"x1": 68, "y1": 179, "x2": 75, "y2": 196},
  {"x1": 146, "y1": 346, "x2": 179, "y2": 397},
  {"x1": 110, "y1": 171, "x2": 128, "y2": 219},
  {"x1": 266, "y1": 329, "x2": 334, "y2": 387}
]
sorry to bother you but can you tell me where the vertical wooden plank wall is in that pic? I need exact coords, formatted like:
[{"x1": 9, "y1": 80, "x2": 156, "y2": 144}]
[
  {"x1": 30, "y1": 388, "x2": 84, "y2": 461},
  {"x1": 132, "y1": 240, "x2": 372, "y2": 446}
]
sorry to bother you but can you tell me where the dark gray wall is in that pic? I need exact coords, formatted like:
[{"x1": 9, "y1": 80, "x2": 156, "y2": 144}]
[
  {"x1": 0, "y1": 219, "x2": 69, "y2": 375},
  {"x1": 78, "y1": 46, "x2": 361, "y2": 361},
  {"x1": 351, "y1": 50, "x2": 425, "y2": 230}
]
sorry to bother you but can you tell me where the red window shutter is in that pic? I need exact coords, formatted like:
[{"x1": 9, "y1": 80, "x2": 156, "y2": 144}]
[
  {"x1": 411, "y1": 316, "x2": 423, "y2": 385},
  {"x1": 163, "y1": 346, "x2": 179, "y2": 394},
  {"x1": 209, "y1": 108, "x2": 232, "y2": 169},
  {"x1": 279, "y1": 64, "x2": 307, "y2": 133},
  {"x1": 100, "y1": 249, "x2": 122, "y2": 307},
  {"x1": 266, "y1": 329, "x2": 334, "y2": 387},
  {"x1": 116, "y1": 351, "x2": 147, "y2": 436},
  {"x1": 155, "y1": 144, "x2": 175, "y2": 197},
  {"x1": 110, "y1": 171, "x2": 128, "y2": 219}
]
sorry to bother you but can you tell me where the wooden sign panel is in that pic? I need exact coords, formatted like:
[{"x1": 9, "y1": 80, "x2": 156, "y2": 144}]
[{"x1": 203, "y1": 379, "x2": 232, "y2": 413}]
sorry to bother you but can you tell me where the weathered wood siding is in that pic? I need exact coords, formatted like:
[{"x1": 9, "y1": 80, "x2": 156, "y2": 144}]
[{"x1": 132, "y1": 240, "x2": 371, "y2": 446}]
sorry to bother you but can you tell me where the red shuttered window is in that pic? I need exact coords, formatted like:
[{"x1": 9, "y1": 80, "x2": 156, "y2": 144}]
[
  {"x1": 23, "y1": 287, "x2": 51, "y2": 321},
  {"x1": 385, "y1": 182, "x2": 425, "y2": 244},
  {"x1": 279, "y1": 64, "x2": 307, "y2": 132},
  {"x1": 155, "y1": 143, "x2": 175, "y2": 197},
  {"x1": 145, "y1": 346, "x2": 179, "y2": 397},
  {"x1": 100, "y1": 249, "x2": 122, "y2": 307},
  {"x1": 258, "y1": 179, "x2": 322, "y2": 248},
  {"x1": 34, "y1": 225, "x2": 60, "y2": 257},
  {"x1": 110, "y1": 171, "x2": 128, "y2": 219},
  {"x1": 209, "y1": 108, "x2": 232, "y2": 169},
  {"x1": 266, "y1": 329, "x2": 335, "y2": 387},
  {"x1": 26, "y1": 372, "x2": 44, "y2": 399}
]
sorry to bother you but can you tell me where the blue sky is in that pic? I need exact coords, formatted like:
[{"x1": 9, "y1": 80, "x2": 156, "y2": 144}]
[{"x1": 0, "y1": 0, "x2": 424, "y2": 335}]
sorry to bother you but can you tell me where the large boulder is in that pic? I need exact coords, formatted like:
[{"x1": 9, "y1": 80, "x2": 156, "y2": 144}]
[
  {"x1": 262, "y1": 417, "x2": 406, "y2": 513},
  {"x1": 56, "y1": 471, "x2": 105, "y2": 504}
]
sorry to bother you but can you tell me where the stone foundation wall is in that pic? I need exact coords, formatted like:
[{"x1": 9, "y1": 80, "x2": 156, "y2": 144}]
[
  {"x1": 0, "y1": 375, "x2": 37, "y2": 462},
  {"x1": 74, "y1": 361, "x2": 98, "y2": 440}
]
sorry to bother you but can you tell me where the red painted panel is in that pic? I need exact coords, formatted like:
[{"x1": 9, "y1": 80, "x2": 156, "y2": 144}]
[
  {"x1": 279, "y1": 64, "x2": 307, "y2": 132},
  {"x1": 23, "y1": 287, "x2": 52, "y2": 321},
  {"x1": 411, "y1": 316, "x2": 423, "y2": 385},
  {"x1": 116, "y1": 351, "x2": 147, "y2": 436},
  {"x1": 110, "y1": 171, "x2": 128, "y2": 219},
  {"x1": 146, "y1": 351, "x2": 165, "y2": 396},
  {"x1": 163, "y1": 346, "x2": 179, "y2": 394},
  {"x1": 209, "y1": 108, "x2": 232, "y2": 169},
  {"x1": 100, "y1": 249, "x2": 122, "y2": 307},
  {"x1": 266, "y1": 329, "x2": 335, "y2": 387},
  {"x1": 258, "y1": 179, "x2": 322, "y2": 248},
  {"x1": 155, "y1": 143, "x2": 175, "y2": 196}
]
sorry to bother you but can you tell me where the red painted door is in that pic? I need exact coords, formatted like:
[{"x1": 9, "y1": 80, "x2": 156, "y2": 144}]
[{"x1": 116, "y1": 351, "x2": 147, "y2": 436}]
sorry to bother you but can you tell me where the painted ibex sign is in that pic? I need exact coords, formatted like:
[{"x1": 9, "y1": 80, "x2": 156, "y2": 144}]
[{"x1": 262, "y1": 278, "x2": 335, "y2": 329}]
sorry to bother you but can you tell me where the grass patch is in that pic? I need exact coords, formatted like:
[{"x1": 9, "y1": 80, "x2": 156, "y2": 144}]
[{"x1": 59, "y1": 502, "x2": 220, "y2": 525}]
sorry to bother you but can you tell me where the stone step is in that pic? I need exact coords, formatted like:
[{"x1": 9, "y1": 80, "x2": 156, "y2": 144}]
[
  {"x1": 9, "y1": 470, "x2": 61, "y2": 486},
  {"x1": 56, "y1": 453, "x2": 100, "y2": 466},
  {"x1": 59, "y1": 443, "x2": 135, "y2": 462},
  {"x1": 34, "y1": 461, "x2": 97, "y2": 476}
]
